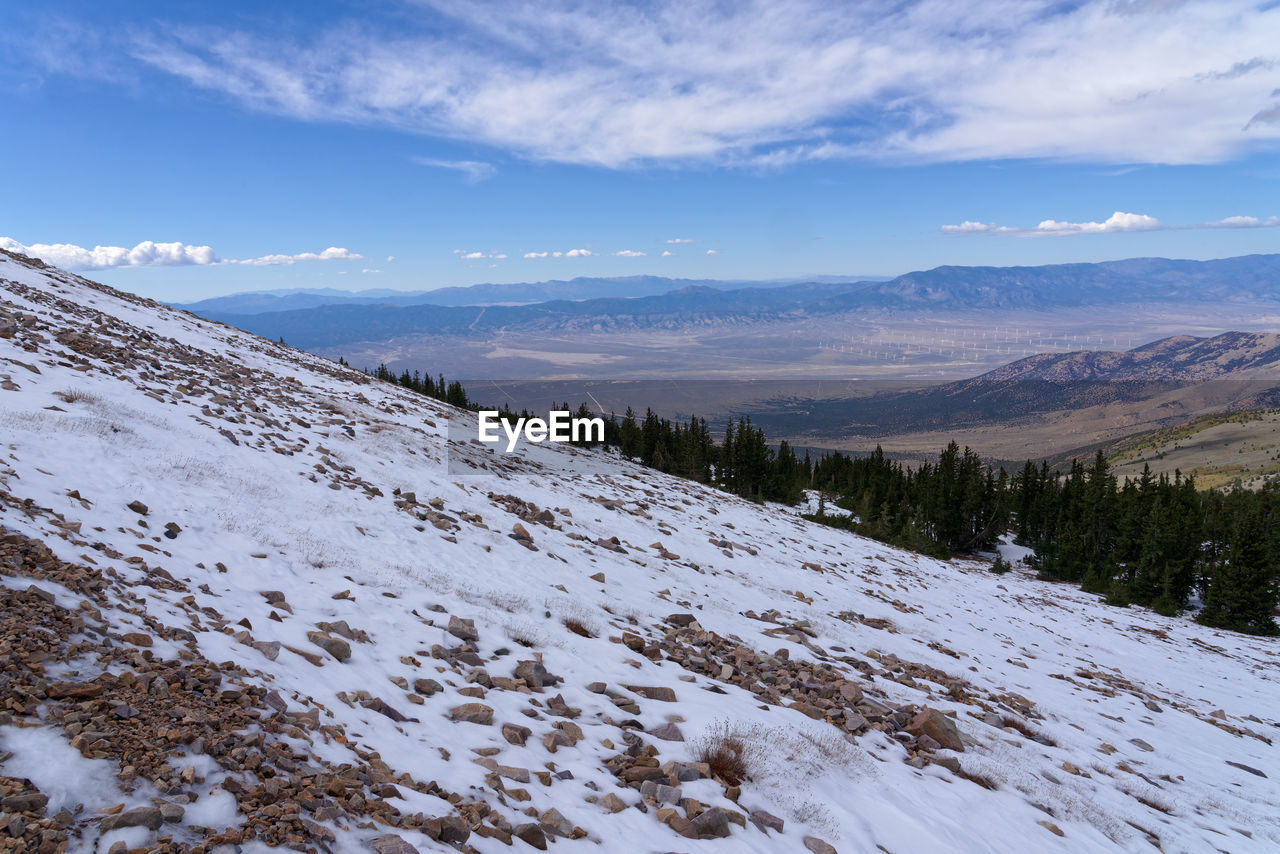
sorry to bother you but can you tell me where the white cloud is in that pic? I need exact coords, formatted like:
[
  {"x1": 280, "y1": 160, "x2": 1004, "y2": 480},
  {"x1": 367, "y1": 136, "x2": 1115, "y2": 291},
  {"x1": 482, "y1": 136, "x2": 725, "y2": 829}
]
[
  {"x1": 0, "y1": 237, "x2": 360, "y2": 270},
  {"x1": 705, "y1": 249, "x2": 718, "y2": 255},
  {"x1": 455, "y1": 249, "x2": 506, "y2": 260},
  {"x1": 386, "y1": 255, "x2": 395, "y2": 262},
  {"x1": 236, "y1": 246, "x2": 362, "y2": 266},
  {"x1": 461, "y1": 251, "x2": 486, "y2": 259},
  {"x1": 124, "y1": 1, "x2": 1280, "y2": 167},
  {"x1": 614, "y1": 249, "x2": 646, "y2": 257},
  {"x1": 411, "y1": 156, "x2": 496, "y2": 182},
  {"x1": 940, "y1": 211, "x2": 1164, "y2": 237},
  {"x1": 944, "y1": 210, "x2": 1280, "y2": 236},
  {"x1": 0, "y1": 237, "x2": 217, "y2": 270},
  {"x1": 521, "y1": 248, "x2": 594, "y2": 258},
  {"x1": 661, "y1": 250, "x2": 673, "y2": 257},
  {"x1": 362, "y1": 268, "x2": 382, "y2": 274},
  {"x1": 1202, "y1": 215, "x2": 1280, "y2": 228},
  {"x1": 665, "y1": 238, "x2": 697, "y2": 244}
]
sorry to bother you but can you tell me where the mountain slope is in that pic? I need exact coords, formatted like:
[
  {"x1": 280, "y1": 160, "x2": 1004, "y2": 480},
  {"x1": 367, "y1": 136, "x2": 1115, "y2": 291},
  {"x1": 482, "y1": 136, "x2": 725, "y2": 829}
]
[{"x1": 1, "y1": 248, "x2": 1278, "y2": 853}]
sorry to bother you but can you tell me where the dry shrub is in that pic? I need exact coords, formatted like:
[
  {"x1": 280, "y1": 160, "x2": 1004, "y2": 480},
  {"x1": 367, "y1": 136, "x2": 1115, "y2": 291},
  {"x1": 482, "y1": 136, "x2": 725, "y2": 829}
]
[
  {"x1": 504, "y1": 622, "x2": 543, "y2": 648},
  {"x1": 1001, "y1": 715, "x2": 1057, "y2": 746},
  {"x1": 54, "y1": 388, "x2": 98, "y2": 405},
  {"x1": 563, "y1": 617, "x2": 595, "y2": 638},
  {"x1": 954, "y1": 766, "x2": 1000, "y2": 790},
  {"x1": 694, "y1": 722, "x2": 753, "y2": 786}
]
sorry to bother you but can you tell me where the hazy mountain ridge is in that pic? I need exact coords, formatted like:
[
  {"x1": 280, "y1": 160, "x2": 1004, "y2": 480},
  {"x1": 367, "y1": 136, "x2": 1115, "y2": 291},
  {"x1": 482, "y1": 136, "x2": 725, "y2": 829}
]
[
  {"x1": 177, "y1": 275, "x2": 865, "y2": 315},
  {"x1": 189, "y1": 254, "x2": 1280, "y2": 352}
]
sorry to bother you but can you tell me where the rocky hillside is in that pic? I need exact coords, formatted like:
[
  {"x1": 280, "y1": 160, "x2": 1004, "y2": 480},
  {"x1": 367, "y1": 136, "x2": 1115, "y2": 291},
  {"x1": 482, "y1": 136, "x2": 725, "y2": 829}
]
[
  {"x1": 976, "y1": 331, "x2": 1280, "y2": 384},
  {"x1": 1, "y1": 247, "x2": 1278, "y2": 853}
]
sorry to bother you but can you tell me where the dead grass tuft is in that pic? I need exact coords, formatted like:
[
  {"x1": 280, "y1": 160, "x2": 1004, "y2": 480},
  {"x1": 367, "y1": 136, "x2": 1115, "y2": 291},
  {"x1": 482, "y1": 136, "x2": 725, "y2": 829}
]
[
  {"x1": 563, "y1": 617, "x2": 595, "y2": 638},
  {"x1": 694, "y1": 722, "x2": 753, "y2": 787}
]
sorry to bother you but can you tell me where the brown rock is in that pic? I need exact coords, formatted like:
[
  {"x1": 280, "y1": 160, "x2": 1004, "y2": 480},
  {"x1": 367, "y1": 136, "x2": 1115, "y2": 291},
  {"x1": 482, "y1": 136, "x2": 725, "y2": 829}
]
[
  {"x1": 448, "y1": 615, "x2": 479, "y2": 642},
  {"x1": 906, "y1": 707, "x2": 964, "y2": 752},
  {"x1": 449, "y1": 703, "x2": 494, "y2": 725},
  {"x1": 47, "y1": 681, "x2": 103, "y2": 699},
  {"x1": 370, "y1": 835, "x2": 420, "y2": 854},
  {"x1": 307, "y1": 631, "x2": 351, "y2": 662},
  {"x1": 513, "y1": 823, "x2": 548, "y2": 850},
  {"x1": 691, "y1": 807, "x2": 731, "y2": 839},
  {"x1": 648, "y1": 722, "x2": 684, "y2": 741},
  {"x1": 626, "y1": 684, "x2": 676, "y2": 702},
  {"x1": 750, "y1": 809, "x2": 784, "y2": 833}
]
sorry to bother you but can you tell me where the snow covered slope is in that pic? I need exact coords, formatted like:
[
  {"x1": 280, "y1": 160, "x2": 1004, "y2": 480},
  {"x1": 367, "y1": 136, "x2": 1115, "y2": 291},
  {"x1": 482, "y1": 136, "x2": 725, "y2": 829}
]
[{"x1": 1, "y1": 248, "x2": 1278, "y2": 853}]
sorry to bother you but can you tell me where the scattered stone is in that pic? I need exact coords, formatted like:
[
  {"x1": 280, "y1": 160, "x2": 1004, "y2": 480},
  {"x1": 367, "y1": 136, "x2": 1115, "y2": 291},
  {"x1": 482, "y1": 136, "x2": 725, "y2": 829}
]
[
  {"x1": 750, "y1": 809, "x2": 784, "y2": 834},
  {"x1": 513, "y1": 823, "x2": 548, "y2": 850},
  {"x1": 101, "y1": 806, "x2": 162, "y2": 832},
  {"x1": 648, "y1": 722, "x2": 684, "y2": 741},
  {"x1": 906, "y1": 708, "x2": 964, "y2": 752},
  {"x1": 626, "y1": 684, "x2": 676, "y2": 702},
  {"x1": 371, "y1": 834, "x2": 421, "y2": 854},
  {"x1": 126, "y1": 500, "x2": 149, "y2": 516},
  {"x1": 804, "y1": 836, "x2": 838, "y2": 854},
  {"x1": 691, "y1": 807, "x2": 732, "y2": 839},
  {"x1": 413, "y1": 678, "x2": 442, "y2": 696},
  {"x1": 307, "y1": 630, "x2": 352, "y2": 662},
  {"x1": 448, "y1": 615, "x2": 479, "y2": 642},
  {"x1": 449, "y1": 703, "x2": 494, "y2": 725},
  {"x1": 1225, "y1": 760, "x2": 1267, "y2": 778}
]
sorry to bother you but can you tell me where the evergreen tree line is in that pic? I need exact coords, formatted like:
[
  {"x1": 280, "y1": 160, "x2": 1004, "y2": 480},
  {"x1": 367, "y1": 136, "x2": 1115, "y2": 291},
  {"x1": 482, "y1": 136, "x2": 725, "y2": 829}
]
[{"x1": 360, "y1": 364, "x2": 1278, "y2": 635}]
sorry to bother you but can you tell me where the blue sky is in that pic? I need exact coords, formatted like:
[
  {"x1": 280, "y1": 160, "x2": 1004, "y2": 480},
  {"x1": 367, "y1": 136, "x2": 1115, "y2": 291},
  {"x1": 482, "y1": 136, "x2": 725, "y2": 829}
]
[{"x1": 2, "y1": 0, "x2": 1279, "y2": 300}]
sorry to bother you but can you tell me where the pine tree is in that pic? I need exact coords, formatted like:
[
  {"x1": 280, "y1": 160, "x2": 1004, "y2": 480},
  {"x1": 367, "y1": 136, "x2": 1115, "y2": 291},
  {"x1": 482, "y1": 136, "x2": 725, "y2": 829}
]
[{"x1": 1197, "y1": 509, "x2": 1280, "y2": 635}]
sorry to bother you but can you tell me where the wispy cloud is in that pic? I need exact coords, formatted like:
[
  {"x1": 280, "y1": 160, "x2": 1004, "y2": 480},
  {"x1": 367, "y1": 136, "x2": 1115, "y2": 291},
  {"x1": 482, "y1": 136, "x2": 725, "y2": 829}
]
[
  {"x1": 113, "y1": 1, "x2": 1280, "y2": 167},
  {"x1": 411, "y1": 156, "x2": 496, "y2": 182},
  {"x1": 614, "y1": 249, "x2": 646, "y2": 257},
  {"x1": 0, "y1": 237, "x2": 361, "y2": 270},
  {"x1": 705, "y1": 249, "x2": 719, "y2": 255},
  {"x1": 237, "y1": 247, "x2": 363, "y2": 266},
  {"x1": 665, "y1": 238, "x2": 697, "y2": 244},
  {"x1": 453, "y1": 249, "x2": 506, "y2": 260},
  {"x1": 940, "y1": 212, "x2": 1164, "y2": 237},
  {"x1": 661, "y1": 250, "x2": 673, "y2": 257},
  {"x1": 1201, "y1": 214, "x2": 1280, "y2": 228}
]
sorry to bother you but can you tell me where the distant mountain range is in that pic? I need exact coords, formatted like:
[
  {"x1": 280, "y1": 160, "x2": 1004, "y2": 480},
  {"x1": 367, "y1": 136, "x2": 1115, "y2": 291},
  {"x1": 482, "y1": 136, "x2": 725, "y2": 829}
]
[
  {"x1": 176, "y1": 274, "x2": 891, "y2": 314},
  {"x1": 185, "y1": 254, "x2": 1280, "y2": 351}
]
